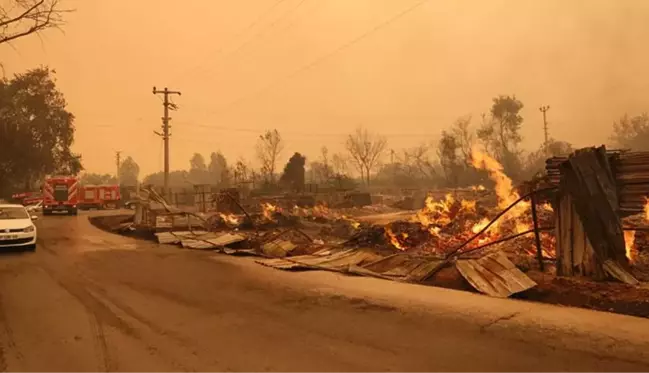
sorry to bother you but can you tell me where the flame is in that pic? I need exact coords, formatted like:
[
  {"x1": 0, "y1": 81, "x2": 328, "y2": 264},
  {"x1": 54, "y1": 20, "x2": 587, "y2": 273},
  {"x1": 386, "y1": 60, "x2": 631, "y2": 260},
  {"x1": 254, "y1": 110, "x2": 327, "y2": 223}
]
[
  {"x1": 540, "y1": 202, "x2": 554, "y2": 212},
  {"x1": 470, "y1": 149, "x2": 530, "y2": 227},
  {"x1": 261, "y1": 202, "x2": 279, "y2": 221},
  {"x1": 471, "y1": 218, "x2": 490, "y2": 234},
  {"x1": 470, "y1": 185, "x2": 486, "y2": 191},
  {"x1": 220, "y1": 213, "x2": 241, "y2": 226},
  {"x1": 341, "y1": 215, "x2": 361, "y2": 229},
  {"x1": 292, "y1": 205, "x2": 310, "y2": 217},
  {"x1": 385, "y1": 226, "x2": 407, "y2": 251},
  {"x1": 624, "y1": 230, "x2": 636, "y2": 263},
  {"x1": 312, "y1": 204, "x2": 331, "y2": 218},
  {"x1": 644, "y1": 197, "x2": 649, "y2": 221}
]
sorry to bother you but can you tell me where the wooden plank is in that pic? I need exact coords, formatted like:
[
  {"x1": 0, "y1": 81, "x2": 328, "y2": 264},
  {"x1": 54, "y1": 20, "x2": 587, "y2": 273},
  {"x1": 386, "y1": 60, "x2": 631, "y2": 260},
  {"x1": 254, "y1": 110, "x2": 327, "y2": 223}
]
[
  {"x1": 557, "y1": 146, "x2": 638, "y2": 284},
  {"x1": 556, "y1": 191, "x2": 573, "y2": 276}
]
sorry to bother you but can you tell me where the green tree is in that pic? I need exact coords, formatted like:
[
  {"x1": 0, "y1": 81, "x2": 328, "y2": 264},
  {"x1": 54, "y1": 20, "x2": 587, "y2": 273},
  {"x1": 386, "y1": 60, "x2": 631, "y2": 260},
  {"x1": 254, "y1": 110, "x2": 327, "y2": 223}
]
[
  {"x1": 0, "y1": 0, "x2": 69, "y2": 46},
  {"x1": 437, "y1": 131, "x2": 461, "y2": 187},
  {"x1": 188, "y1": 153, "x2": 210, "y2": 184},
  {"x1": 280, "y1": 152, "x2": 306, "y2": 191},
  {"x1": 0, "y1": 67, "x2": 82, "y2": 195},
  {"x1": 477, "y1": 95, "x2": 524, "y2": 178},
  {"x1": 80, "y1": 173, "x2": 117, "y2": 185},
  {"x1": 610, "y1": 113, "x2": 649, "y2": 151},
  {"x1": 119, "y1": 156, "x2": 140, "y2": 186},
  {"x1": 142, "y1": 170, "x2": 188, "y2": 189},
  {"x1": 208, "y1": 151, "x2": 229, "y2": 186}
]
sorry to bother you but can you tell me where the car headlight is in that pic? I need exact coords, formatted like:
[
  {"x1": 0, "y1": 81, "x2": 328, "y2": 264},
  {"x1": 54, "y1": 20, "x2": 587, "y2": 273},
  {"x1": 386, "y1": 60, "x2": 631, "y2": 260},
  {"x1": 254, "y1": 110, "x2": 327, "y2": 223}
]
[{"x1": 23, "y1": 225, "x2": 35, "y2": 233}]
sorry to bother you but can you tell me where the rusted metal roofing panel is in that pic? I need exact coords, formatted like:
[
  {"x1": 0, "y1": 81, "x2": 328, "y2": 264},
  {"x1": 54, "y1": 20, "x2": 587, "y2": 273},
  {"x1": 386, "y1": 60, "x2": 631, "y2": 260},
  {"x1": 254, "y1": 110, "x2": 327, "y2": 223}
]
[
  {"x1": 181, "y1": 233, "x2": 246, "y2": 250},
  {"x1": 262, "y1": 240, "x2": 297, "y2": 258},
  {"x1": 256, "y1": 249, "x2": 381, "y2": 272},
  {"x1": 405, "y1": 259, "x2": 446, "y2": 282},
  {"x1": 455, "y1": 251, "x2": 537, "y2": 298},
  {"x1": 155, "y1": 231, "x2": 211, "y2": 244}
]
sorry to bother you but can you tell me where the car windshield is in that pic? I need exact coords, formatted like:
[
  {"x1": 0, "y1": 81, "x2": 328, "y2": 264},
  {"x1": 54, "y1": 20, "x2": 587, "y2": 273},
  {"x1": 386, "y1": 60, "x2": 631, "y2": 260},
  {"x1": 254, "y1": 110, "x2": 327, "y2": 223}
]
[{"x1": 0, "y1": 207, "x2": 29, "y2": 220}]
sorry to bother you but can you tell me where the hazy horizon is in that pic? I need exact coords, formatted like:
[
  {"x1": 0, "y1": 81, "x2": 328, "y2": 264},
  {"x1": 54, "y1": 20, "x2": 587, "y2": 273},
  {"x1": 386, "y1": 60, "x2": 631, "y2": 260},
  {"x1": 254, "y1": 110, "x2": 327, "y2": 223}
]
[{"x1": 4, "y1": 0, "x2": 649, "y2": 177}]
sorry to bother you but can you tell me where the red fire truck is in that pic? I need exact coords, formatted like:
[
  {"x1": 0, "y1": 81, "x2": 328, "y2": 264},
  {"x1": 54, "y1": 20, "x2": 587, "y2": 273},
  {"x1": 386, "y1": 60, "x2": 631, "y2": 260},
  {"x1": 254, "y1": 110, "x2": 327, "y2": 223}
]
[
  {"x1": 42, "y1": 176, "x2": 80, "y2": 215},
  {"x1": 11, "y1": 191, "x2": 43, "y2": 206},
  {"x1": 98, "y1": 184, "x2": 121, "y2": 209},
  {"x1": 78, "y1": 184, "x2": 121, "y2": 210}
]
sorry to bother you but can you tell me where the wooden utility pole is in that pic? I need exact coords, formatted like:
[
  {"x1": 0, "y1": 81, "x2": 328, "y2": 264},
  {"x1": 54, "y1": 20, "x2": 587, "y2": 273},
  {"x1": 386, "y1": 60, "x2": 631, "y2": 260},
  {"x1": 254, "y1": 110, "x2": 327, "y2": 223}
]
[
  {"x1": 390, "y1": 149, "x2": 396, "y2": 184},
  {"x1": 539, "y1": 105, "x2": 550, "y2": 152},
  {"x1": 115, "y1": 151, "x2": 122, "y2": 185},
  {"x1": 153, "y1": 86, "x2": 181, "y2": 197}
]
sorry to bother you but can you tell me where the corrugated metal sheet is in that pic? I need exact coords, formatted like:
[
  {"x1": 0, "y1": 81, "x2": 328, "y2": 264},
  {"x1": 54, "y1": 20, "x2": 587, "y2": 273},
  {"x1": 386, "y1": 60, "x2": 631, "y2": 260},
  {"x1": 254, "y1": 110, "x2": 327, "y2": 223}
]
[
  {"x1": 455, "y1": 251, "x2": 537, "y2": 298},
  {"x1": 155, "y1": 231, "x2": 211, "y2": 244},
  {"x1": 181, "y1": 233, "x2": 246, "y2": 250},
  {"x1": 262, "y1": 240, "x2": 297, "y2": 258},
  {"x1": 256, "y1": 249, "x2": 381, "y2": 272}
]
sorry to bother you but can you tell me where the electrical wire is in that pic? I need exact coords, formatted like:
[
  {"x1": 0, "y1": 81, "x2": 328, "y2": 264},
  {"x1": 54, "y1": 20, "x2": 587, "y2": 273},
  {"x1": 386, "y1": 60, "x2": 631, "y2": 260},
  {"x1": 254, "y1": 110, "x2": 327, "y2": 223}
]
[
  {"x1": 198, "y1": 0, "x2": 431, "y2": 119},
  {"x1": 182, "y1": 0, "x2": 316, "y2": 86},
  {"x1": 173, "y1": 0, "x2": 302, "y2": 83}
]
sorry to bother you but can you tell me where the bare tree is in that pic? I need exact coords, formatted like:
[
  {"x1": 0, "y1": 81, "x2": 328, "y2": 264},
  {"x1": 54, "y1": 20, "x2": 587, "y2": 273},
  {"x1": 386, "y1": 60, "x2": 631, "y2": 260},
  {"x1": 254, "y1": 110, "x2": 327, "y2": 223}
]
[
  {"x1": 233, "y1": 158, "x2": 249, "y2": 185},
  {"x1": 256, "y1": 129, "x2": 283, "y2": 183},
  {"x1": 451, "y1": 115, "x2": 474, "y2": 164},
  {"x1": 0, "y1": 0, "x2": 70, "y2": 45},
  {"x1": 319, "y1": 146, "x2": 332, "y2": 181},
  {"x1": 345, "y1": 126, "x2": 387, "y2": 185},
  {"x1": 405, "y1": 144, "x2": 438, "y2": 180},
  {"x1": 331, "y1": 152, "x2": 348, "y2": 175}
]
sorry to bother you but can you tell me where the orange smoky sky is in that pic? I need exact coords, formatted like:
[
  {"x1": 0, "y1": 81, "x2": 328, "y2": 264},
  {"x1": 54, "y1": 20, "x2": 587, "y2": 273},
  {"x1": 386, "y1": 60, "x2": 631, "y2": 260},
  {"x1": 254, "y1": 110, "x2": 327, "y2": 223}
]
[{"x1": 4, "y1": 0, "x2": 649, "y2": 177}]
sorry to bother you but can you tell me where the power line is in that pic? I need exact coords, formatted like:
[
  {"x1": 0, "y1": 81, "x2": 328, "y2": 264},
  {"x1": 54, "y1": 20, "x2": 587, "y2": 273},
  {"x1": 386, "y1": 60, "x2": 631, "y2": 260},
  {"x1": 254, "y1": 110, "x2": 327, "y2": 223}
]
[
  {"x1": 82, "y1": 120, "x2": 444, "y2": 138},
  {"x1": 182, "y1": 0, "x2": 316, "y2": 86},
  {"x1": 170, "y1": 0, "x2": 292, "y2": 82},
  {"x1": 199, "y1": 0, "x2": 431, "y2": 119},
  {"x1": 175, "y1": 121, "x2": 443, "y2": 138}
]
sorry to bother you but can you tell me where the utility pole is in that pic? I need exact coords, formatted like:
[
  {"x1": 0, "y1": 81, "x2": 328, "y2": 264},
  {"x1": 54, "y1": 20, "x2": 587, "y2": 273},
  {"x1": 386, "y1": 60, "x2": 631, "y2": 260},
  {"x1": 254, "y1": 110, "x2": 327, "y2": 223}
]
[
  {"x1": 390, "y1": 149, "x2": 396, "y2": 184},
  {"x1": 153, "y1": 86, "x2": 182, "y2": 197},
  {"x1": 539, "y1": 105, "x2": 550, "y2": 152},
  {"x1": 115, "y1": 151, "x2": 122, "y2": 185}
]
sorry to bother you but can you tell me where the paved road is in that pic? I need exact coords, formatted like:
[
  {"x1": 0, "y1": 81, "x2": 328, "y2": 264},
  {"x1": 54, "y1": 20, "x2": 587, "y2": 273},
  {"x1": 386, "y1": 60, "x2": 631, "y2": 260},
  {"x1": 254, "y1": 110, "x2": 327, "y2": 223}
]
[{"x1": 0, "y1": 212, "x2": 647, "y2": 371}]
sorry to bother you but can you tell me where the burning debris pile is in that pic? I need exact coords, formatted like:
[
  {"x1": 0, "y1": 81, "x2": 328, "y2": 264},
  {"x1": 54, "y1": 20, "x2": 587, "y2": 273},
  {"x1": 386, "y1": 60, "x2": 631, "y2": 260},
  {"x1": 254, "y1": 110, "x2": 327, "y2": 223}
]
[
  {"x1": 207, "y1": 201, "x2": 363, "y2": 238},
  {"x1": 341, "y1": 150, "x2": 557, "y2": 264}
]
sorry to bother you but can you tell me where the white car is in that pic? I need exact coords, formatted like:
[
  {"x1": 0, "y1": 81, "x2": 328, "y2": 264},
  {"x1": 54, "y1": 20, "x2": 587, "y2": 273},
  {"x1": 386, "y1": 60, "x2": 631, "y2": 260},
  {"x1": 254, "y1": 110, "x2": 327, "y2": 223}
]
[
  {"x1": 26, "y1": 201, "x2": 43, "y2": 213},
  {"x1": 0, "y1": 204, "x2": 37, "y2": 250}
]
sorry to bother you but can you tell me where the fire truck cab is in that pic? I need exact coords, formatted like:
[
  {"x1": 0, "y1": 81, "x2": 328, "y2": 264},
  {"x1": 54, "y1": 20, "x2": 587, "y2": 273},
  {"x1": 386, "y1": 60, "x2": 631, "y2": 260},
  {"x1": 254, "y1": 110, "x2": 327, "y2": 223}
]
[{"x1": 43, "y1": 176, "x2": 79, "y2": 215}]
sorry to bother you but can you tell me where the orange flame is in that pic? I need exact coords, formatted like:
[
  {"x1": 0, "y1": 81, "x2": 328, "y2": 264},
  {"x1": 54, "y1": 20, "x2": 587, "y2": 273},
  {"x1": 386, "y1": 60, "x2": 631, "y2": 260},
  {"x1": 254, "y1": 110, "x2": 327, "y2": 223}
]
[
  {"x1": 261, "y1": 202, "x2": 279, "y2": 221},
  {"x1": 470, "y1": 149, "x2": 530, "y2": 226},
  {"x1": 644, "y1": 197, "x2": 649, "y2": 221},
  {"x1": 624, "y1": 230, "x2": 636, "y2": 263},
  {"x1": 220, "y1": 213, "x2": 241, "y2": 226},
  {"x1": 385, "y1": 226, "x2": 407, "y2": 251}
]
